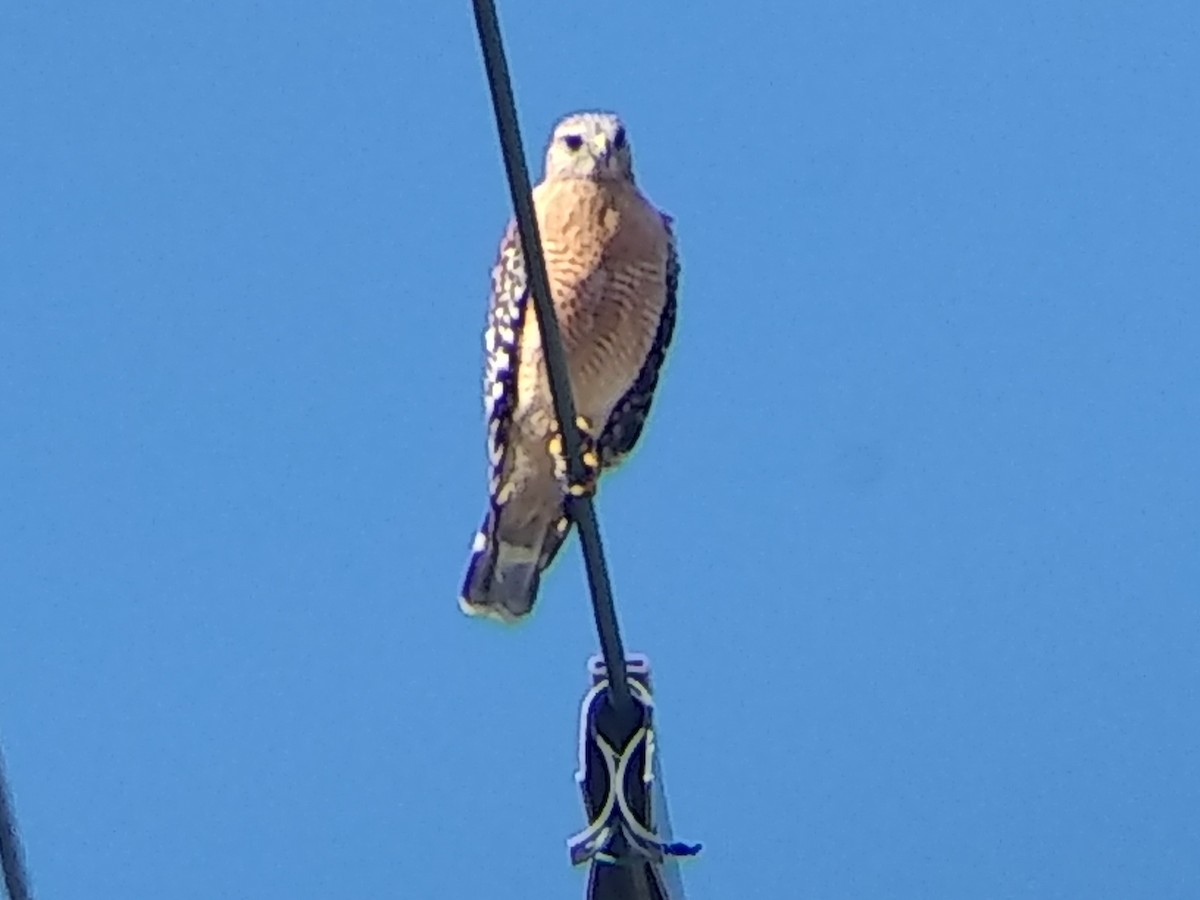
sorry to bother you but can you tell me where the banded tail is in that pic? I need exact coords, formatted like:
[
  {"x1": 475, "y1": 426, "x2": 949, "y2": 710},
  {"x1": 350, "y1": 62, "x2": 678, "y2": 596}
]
[{"x1": 459, "y1": 507, "x2": 571, "y2": 622}]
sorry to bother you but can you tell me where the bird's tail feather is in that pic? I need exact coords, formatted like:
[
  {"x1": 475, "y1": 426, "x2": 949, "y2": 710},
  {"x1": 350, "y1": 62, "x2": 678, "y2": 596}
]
[{"x1": 459, "y1": 507, "x2": 572, "y2": 622}]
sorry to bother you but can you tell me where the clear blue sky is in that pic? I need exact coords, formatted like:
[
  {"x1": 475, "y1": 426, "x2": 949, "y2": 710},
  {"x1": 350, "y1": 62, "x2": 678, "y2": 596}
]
[{"x1": 2, "y1": 2, "x2": 1198, "y2": 897}]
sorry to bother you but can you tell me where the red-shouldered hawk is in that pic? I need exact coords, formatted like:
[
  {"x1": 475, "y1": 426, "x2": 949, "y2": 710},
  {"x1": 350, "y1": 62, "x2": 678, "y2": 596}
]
[{"x1": 460, "y1": 111, "x2": 679, "y2": 622}]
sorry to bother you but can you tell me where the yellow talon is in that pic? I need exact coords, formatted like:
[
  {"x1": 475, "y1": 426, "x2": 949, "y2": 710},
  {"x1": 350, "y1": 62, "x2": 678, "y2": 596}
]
[
  {"x1": 548, "y1": 416, "x2": 600, "y2": 499},
  {"x1": 567, "y1": 472, "x2": 598, "y2": 498}
]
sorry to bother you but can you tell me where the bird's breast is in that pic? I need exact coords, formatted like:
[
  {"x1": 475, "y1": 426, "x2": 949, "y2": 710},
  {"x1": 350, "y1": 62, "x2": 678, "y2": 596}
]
[{"x1": 518, "y1": 178, "x2": 670, "y2": 433}]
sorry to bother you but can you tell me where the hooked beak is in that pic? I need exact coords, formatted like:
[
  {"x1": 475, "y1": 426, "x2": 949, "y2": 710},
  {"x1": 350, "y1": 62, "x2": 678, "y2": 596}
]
[{"x1": 591, "y1": 133, "x2": 611, "y2": 158}]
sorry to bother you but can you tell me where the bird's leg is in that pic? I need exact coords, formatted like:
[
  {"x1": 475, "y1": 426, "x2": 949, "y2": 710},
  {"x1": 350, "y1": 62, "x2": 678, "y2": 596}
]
[{"x1": 548, "y1": 415, "x2": 601, "y2": 499}]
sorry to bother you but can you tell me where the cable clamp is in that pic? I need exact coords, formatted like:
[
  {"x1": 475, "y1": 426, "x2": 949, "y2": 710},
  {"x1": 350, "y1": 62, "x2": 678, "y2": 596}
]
[{"x1": 567, "y1": 661, "x2": 701, "y2": 867}]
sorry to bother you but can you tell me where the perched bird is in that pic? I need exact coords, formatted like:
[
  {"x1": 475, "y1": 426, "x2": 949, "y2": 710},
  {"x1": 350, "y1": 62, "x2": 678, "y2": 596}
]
[{"x1": 459, "y1": 111, "x2": 679, "y2": 622}]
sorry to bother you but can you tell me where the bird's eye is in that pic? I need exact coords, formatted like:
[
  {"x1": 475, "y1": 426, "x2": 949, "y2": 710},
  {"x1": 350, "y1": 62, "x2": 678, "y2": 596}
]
[
  {"x1": 613, "y1": 127, "x2": 627, "y2": 148},
  {"x1": 563, "y1": 134, "x2": 584, "y2": 151}
]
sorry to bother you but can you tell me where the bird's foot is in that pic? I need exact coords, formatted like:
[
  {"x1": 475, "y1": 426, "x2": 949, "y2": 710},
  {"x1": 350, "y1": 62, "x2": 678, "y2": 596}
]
[{"x1": 548, "y1": 416, "x2": 600, "y2": 499}]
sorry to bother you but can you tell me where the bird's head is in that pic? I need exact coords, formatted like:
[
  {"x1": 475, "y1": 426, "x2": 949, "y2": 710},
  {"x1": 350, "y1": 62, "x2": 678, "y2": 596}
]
[{"x1": 543, "y1": 111, "x2": 633, "y2": 183}]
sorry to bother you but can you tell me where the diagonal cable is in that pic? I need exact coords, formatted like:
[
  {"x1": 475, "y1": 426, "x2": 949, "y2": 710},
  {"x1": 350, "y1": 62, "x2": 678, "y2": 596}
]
[
  {"x1": 0, "y1": 746, "x2": 32, "y2": 900},
  {"x1": 471, "y1": 0, "x2": 633, "y2": 715}
]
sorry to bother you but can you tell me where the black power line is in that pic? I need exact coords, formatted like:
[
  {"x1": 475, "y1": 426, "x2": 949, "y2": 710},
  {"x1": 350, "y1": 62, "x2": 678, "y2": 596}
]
[
  {"x1": 0, "y1": 746, "x2": 32, "y2": 900},
  {"x1": 469, "y1": 4, "x2": 698, "y2": 898},
  {"x1": 470, "y1": 0, "x2": 633, "y2": 717}
]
